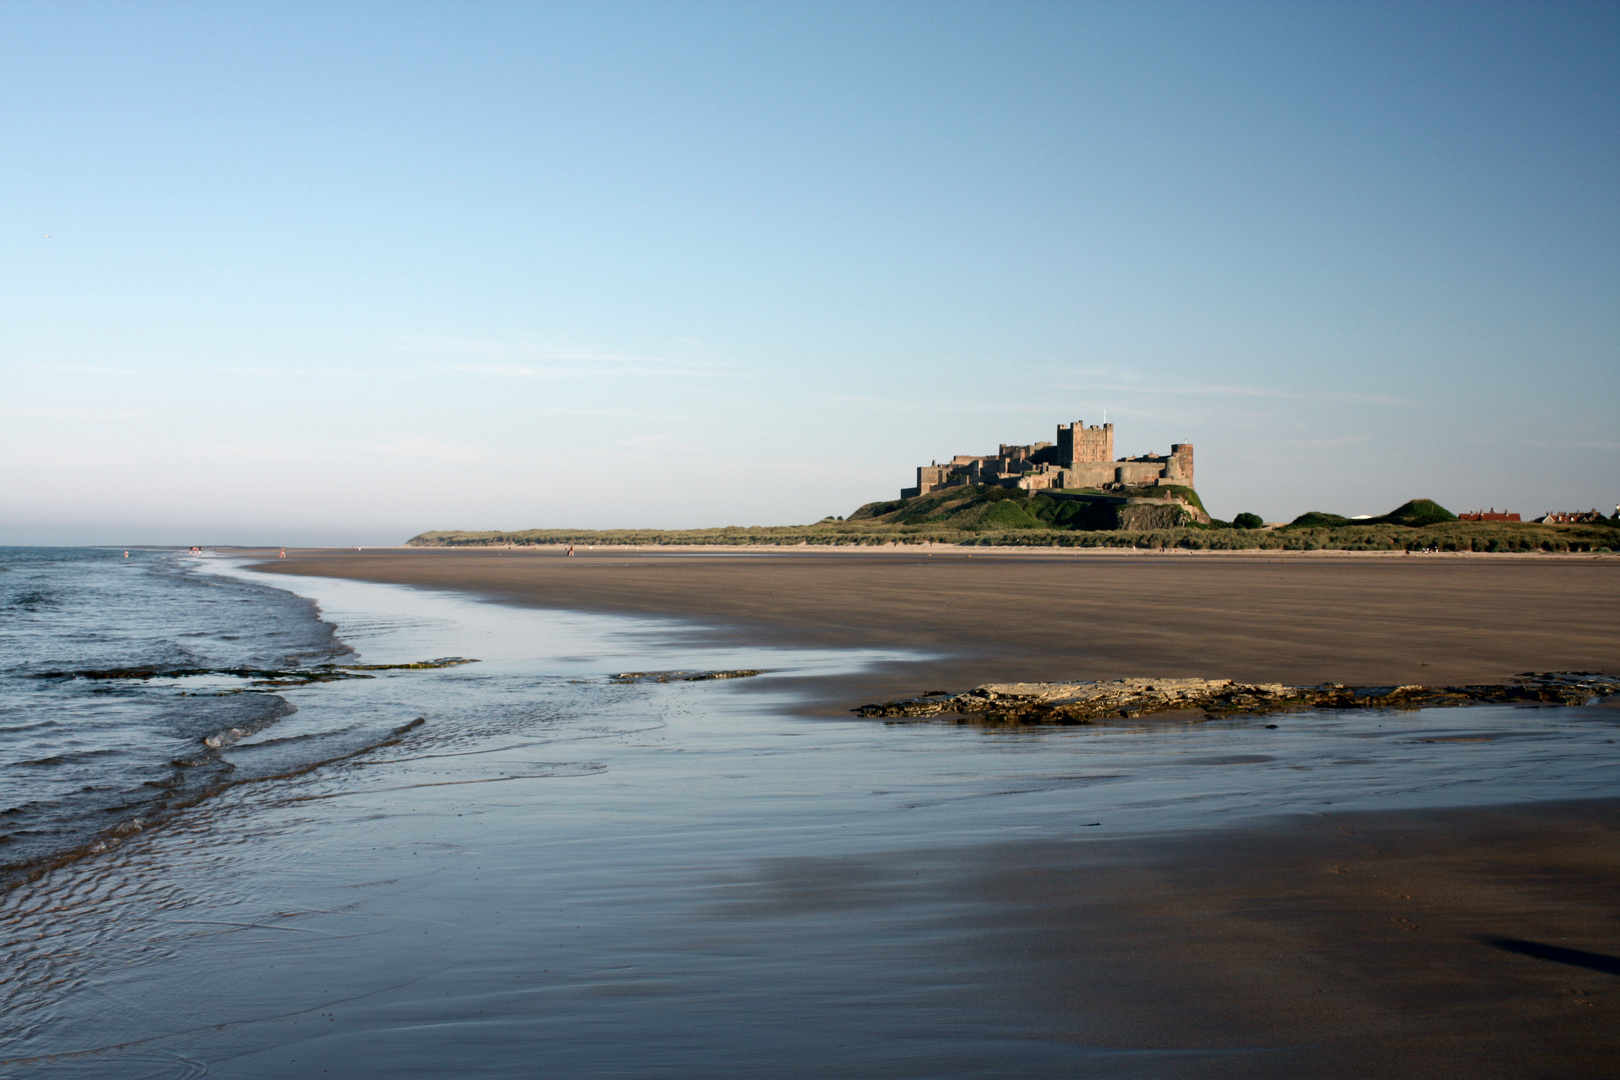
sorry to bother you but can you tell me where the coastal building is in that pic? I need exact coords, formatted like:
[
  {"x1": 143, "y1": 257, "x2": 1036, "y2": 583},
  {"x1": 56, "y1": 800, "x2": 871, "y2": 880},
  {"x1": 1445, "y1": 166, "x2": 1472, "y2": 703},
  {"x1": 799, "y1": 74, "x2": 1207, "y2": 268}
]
[
  {"x1": 1458, "y1": 510, "x2": 1521, "y2": 522},
  {"x1": 1536, "y1": 510, "x2": 1609, "y2": 524},
  {"x1": 901, "y1": 421, "x2": 1193, "y2": 499}
]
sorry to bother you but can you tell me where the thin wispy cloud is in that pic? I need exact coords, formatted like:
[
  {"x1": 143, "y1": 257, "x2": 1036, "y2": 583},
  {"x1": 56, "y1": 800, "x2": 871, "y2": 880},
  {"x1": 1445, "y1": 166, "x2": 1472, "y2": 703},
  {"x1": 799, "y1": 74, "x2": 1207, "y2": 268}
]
[
  {"x1": 361, "y1": 438, "x2": 495, "y2": 463},
  {"x1": 214, "y1": 366, "x2": 373, "y2": 378},
  {"x1": 524, "y1": 406, "x2": 676, "y2": 419},
  {"x1": 391, "y1": 335, "x2": 735, "y2": 379},
  {"x1": 1289, "y1": 433, "x2": 1375, "y2": 448},
  {"x1": 0, "y1": 407, "x2": 157, "y2": 421},
  {"x1": 623, "y1": 432, "x2": 679, "y2": 451},
  {"x1": 26, "y1": 362, "x2": 374, "y2": 379},
  {"x1": 1053, "y1": 382, "x2": 1418, "y2": 408},
  {"x1": 6, "y1": 443, "x2": 326, "y2": 466},
  {"x1": 203, "y1": 444, "x2": 328, "y2": 463},
  {"x1": 1527, "y1": 438, "x2": 1620, "y2": 452},
  {"x1": 444, "y1": 360, "x2": 728, "y2": 380},
  {"x1": 812, "y1": 395, "x2": 1077, "y2": 416},
  {"x1": 25, "y1": 363, "x2": 150, "y2": 377}
]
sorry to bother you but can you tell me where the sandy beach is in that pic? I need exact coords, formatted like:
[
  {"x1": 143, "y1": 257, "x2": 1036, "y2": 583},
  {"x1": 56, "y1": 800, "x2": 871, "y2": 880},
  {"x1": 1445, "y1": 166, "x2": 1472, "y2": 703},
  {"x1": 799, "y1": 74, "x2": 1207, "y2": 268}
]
[
  {"x1": 750, "y1": 796, "x2": 1620, "y2": 1078},
  {"x1": 185, "y1": 546, "x2": 1620, "y2": 1077},
  {"x1": 259, "y1": 546, "x2": 1620, "y2": 714},
  {"x1": 4, "y1": 550, "x2": 1616, "y2": 1076}
]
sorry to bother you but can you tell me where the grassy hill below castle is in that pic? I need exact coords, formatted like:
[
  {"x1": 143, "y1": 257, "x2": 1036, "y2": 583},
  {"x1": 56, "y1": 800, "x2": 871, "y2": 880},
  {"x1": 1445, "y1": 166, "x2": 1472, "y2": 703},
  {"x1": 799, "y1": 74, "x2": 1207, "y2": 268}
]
[
  {"x1": 847, "y1": 483, "x2": 1209, "y2": 531},
  {"x1": 408, "y1": 493, "x2": 1619, "y2": 553}
]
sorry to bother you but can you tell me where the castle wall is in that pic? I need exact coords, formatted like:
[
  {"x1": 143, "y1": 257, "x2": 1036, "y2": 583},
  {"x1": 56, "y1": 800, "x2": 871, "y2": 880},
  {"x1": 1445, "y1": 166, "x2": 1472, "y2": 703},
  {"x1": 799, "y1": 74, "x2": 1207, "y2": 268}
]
[
  {"x1": 915, "y1": 464, "x2": 951, "y2": 495},
  {"x1": 1059, "y1": 463, "x2": 1116, "y2": 489},
  {"x1": 903, "y1": 423, "x2": 1193, "y2": 501},
  {"x1": 1114, "y1": 461, "x2": 1167, "y2": 485}
]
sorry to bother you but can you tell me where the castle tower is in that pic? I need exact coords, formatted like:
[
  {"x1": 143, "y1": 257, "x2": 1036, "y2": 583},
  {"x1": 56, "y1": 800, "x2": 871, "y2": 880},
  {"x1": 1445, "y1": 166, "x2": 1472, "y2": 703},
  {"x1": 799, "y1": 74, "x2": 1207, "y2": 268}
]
[
  {"x1": 1055, "y1": 421, "x2": 1114, "y2": 466},
  {"x1": 1167, "y1": 443, "x2": 1194, "y2": 486}
]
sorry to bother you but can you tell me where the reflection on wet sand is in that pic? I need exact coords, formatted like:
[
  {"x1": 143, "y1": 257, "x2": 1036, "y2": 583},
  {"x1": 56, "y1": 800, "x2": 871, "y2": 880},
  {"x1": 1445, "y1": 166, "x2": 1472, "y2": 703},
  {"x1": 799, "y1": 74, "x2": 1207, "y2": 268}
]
[{"x1": 1, "y1": 566, "x2": 1616, "y2": 1077}]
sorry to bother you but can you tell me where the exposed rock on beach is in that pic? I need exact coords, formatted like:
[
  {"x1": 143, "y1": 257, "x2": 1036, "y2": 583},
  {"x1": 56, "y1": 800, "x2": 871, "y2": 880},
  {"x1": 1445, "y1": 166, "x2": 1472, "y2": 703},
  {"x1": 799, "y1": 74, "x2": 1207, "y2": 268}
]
[
  {"x1": 855, "y1": 672, "x2": 1620, "y2": 724},
  {"x1": 611, "y1": 669, "x2": 765, "y2": 683}
]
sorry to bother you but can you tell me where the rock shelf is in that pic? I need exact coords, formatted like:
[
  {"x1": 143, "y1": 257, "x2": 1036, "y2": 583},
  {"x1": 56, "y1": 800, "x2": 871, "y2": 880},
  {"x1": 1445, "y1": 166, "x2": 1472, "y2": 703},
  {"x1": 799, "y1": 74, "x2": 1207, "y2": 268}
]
[
  {"x1": 611, "y1": 669, "x2": 765, "y2": 683},
  {"x1": 29, "y1": 657, "x2": 477, "y2": 691},
  {"x1": 854, "y1": 672, "x2": 1620, "y2": 724}
]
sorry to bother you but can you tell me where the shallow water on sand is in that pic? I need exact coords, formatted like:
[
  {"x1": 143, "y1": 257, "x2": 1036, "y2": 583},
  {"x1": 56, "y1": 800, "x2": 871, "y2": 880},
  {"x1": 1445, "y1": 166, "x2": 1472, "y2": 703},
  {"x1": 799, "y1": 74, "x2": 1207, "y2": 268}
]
[
  {"x1": 1, "y1": 557, "x2": 1616, "y2": 1077},
  {"x1": 0, "y1": 548, "x2": 356, "y2": 881}
]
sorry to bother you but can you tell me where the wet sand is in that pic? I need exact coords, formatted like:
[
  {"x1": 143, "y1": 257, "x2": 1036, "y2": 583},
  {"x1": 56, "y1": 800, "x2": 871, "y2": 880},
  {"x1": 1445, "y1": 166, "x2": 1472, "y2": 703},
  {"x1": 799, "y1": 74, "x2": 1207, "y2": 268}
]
[
  {"x1": 221, "y1": 548, "x2": 1620, "y2": 1076},
  {"x1": 258, "y1": 546, "x2": 1620, "y2": 713},
  {"x1": 737, "y1": 796, "x2": 1620, "y2": 1078}
]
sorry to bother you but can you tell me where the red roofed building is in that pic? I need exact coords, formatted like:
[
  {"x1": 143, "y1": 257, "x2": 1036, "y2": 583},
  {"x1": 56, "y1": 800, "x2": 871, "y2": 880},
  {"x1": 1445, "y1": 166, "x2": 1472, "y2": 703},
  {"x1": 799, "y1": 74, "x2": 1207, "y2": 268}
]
[{"x1": 1537, "y1": 510, "x2": 1607, "y2": 524}]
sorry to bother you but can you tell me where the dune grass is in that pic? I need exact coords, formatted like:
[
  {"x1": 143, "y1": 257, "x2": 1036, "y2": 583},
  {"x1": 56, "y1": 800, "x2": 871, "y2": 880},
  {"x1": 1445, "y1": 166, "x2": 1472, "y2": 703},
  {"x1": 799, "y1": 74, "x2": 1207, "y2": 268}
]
[
  {"x1": 1285, "y1": 499, "x2": 1458, "y2": 530},
  {"x1": 409, "y1": 496, "x2": 1620, "y2": 553}
]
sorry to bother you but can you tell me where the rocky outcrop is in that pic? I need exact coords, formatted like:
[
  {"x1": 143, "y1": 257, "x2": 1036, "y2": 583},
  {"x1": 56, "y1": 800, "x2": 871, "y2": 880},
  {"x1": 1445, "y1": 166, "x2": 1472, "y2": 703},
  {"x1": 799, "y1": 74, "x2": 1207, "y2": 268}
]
[
  {"x1": 855, "y1": 672, "x2": 1620, "y2": 724},
  {"x1": 30, "y1": 657, "x2": 476, "y2": 690},
  {"x1": 1116, "y1": 500, "x2": 1203, "y2": 530},
  {"x1": 611, "y1": 669, "x2": 764, "y2": 683}
]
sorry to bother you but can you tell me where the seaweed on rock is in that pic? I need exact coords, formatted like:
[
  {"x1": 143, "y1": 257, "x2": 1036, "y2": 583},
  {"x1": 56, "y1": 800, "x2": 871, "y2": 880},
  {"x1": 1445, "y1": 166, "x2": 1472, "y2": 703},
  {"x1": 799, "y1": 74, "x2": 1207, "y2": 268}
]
[{"x1": 855, "y1": 672, "x2": 1620, "y2": 725}]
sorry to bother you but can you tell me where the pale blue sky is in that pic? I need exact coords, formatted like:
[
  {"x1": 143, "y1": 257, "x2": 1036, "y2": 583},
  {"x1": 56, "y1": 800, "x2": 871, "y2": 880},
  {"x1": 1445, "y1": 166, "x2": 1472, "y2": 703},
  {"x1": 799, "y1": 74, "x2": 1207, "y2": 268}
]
[{"x1": 4, "y1": 1, "x2": 1616, "y2": 544}]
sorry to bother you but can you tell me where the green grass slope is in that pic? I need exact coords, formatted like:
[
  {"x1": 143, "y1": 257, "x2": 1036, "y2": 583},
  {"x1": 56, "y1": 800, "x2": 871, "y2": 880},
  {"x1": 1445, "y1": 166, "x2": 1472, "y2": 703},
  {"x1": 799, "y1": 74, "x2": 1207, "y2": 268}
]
[
  {"x1": 1376, "y1": 498, "x2": 1458, "y2": 526},
  {"x1": 410, "y1": 494, "x2": 1619, "y2": 552},
  {"x1": 850, "y1": 484, "x2": 1199, "y2": 531},
  {"x1": 1285, "y1": 499, "x2": 1458, "y2": 530},
  {"x1": 1286, "y1": 511, "x2": 1351, "y2": 529}
]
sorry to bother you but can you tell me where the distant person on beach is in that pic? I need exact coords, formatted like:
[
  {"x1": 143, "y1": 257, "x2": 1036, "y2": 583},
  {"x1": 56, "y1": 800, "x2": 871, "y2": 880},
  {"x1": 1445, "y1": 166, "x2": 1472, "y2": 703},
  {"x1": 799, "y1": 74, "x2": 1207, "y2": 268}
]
[
  {"x1": 567, "y1": 545, "x2": 575, "y2": 557},
  {"x1": 280, "y1": 548, "x2": 286, "y2": 558},
  {"x1": 123, "y1": 551, "x2": 129, "y2": 558}
]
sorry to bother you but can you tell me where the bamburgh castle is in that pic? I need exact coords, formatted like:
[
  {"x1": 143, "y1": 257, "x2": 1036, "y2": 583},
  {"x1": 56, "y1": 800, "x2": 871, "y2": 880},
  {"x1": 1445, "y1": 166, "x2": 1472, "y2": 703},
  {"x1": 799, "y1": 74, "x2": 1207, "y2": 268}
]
[{"x1": 901, "y1": 421, "x2": 1194, "y2": 499}]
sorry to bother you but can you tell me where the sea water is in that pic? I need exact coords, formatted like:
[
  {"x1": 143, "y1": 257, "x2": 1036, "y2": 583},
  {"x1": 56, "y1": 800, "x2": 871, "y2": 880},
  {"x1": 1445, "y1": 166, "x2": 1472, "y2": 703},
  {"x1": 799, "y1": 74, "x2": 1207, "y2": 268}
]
[
  {"x1": 1, "y1": 549, "x2": 1616, "y2": 1077},
  {"x1": 0, "y1": 548, "x2": 363, "y2": 883}
]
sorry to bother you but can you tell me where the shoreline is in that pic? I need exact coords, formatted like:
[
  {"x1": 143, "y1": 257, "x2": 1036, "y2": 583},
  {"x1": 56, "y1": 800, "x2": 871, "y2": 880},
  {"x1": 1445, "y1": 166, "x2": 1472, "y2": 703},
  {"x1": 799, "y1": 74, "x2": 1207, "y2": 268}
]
[
  {"x1": 179, "y1": 562, "x2": 1620, "y2": 1076},
  {"x1": 251, "y1": 545, "x2": 1620, "y2": 715},
  {"x1": 6, "y1": 553, "x2": 1615, "y2": 1076},
  {"x1": 229, "y1": 541, "x2": 1620, "y2": 559}
]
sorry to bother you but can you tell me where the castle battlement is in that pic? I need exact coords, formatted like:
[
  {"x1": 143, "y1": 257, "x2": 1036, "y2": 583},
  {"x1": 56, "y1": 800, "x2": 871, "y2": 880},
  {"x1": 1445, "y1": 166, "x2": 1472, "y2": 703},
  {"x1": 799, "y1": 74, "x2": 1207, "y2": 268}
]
[{"x1": 901, "y1": 422, "x2": 1193, "y2": 499}]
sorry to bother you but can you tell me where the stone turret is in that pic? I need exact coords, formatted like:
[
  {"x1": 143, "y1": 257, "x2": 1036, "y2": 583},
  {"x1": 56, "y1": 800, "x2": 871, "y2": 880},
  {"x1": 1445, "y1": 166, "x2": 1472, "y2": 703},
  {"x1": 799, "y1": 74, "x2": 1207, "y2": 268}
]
[
  {"x1": 1166, "y1": 444, "x2": 1194, "y2": 486},
  {"x1": 1055, "y1": 421, "x2": 1113, "y2": 466}
]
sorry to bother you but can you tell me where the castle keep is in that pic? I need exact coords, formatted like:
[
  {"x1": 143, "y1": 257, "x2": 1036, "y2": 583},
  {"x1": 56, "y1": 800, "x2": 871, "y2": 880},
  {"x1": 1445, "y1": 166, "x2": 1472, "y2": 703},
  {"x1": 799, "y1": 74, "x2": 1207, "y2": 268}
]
[{"x1": 901, "y1": 421, "x2": 1194, "y2": 499}]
